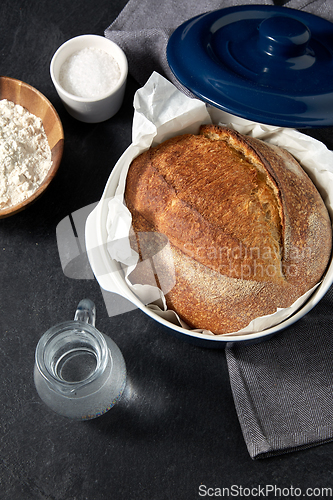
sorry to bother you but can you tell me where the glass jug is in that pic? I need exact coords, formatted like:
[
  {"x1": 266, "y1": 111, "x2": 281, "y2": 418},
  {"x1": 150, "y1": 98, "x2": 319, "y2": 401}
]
[{"x1": 34, "y1": 299, "x2": 126, "y2": 420}]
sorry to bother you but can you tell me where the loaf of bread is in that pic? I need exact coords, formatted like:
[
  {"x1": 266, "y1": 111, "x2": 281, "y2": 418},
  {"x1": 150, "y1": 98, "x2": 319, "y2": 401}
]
[{"x1": 124, "y1": 125, "x2": 332, "y2": 334}]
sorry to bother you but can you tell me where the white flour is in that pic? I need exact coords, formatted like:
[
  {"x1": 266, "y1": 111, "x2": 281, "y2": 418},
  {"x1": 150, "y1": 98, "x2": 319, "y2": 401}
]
[{"x1": 0, "y1": 99, "x2": 52, "y2": 209}]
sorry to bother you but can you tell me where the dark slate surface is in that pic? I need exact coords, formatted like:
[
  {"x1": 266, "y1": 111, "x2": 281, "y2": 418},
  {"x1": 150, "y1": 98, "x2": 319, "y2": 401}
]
[{"x1": 0, "y1": 0, "x2": 332, "y2": 499}]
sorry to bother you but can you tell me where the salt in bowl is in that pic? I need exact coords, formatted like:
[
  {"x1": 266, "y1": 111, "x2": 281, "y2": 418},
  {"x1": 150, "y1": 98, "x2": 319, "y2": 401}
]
[{"x1": 50, "y1": 34, "x2": 128, "y2": 123}]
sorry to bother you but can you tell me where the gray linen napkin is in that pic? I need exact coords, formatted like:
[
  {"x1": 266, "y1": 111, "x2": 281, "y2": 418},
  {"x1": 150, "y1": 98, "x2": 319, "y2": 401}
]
[
  {"x1": 225, "y1": 291, "x2": 333, "y2": 458},
  {"x1": 105, "y1": 0, "x2": 333, "y2": 458}
]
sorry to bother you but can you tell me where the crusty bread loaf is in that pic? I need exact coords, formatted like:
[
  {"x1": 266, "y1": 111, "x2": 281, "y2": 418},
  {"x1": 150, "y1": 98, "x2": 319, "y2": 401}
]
[{"x1": 124, "y1": 125, "x2": 332, "y2": 334}]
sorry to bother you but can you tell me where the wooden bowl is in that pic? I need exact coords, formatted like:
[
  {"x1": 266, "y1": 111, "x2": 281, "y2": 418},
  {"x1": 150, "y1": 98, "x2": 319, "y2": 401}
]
[{"x1": 0, "y1": 76, "x2": 64, "y2": 218}]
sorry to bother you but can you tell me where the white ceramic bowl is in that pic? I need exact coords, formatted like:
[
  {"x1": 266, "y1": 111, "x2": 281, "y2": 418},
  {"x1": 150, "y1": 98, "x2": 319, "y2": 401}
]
[
  {"x1": 50, "y1": 34, "x2": 128, "y2": 123},
  {"x1": 85, "y1": 139, "x2": 333, "y2": 347}
]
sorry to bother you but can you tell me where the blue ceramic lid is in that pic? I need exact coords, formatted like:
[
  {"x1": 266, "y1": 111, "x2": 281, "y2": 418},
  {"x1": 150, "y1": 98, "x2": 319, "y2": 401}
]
[{"x1": 167, "y1": 5, "x2": 333, "y2": 128}]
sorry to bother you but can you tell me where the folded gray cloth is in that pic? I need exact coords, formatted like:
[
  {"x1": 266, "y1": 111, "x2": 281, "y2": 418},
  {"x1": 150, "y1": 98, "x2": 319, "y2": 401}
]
[
  {"x1": 105, "y1": 0, "x2": 333, "y2": 459},
  {"x1": 225, "y1": 290, "x2": 333, "y2": 458}
]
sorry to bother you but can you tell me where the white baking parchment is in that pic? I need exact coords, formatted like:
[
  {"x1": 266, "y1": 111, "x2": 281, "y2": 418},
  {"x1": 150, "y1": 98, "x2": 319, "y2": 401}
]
[{"x1": 106, "y1": 71, "x2": 333, "y2": 337}]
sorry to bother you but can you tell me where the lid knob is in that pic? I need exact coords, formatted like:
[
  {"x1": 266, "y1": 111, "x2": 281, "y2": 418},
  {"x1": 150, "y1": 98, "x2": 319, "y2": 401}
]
[{"x1": 258, "y1": 16, "x2": 311, "y2": 58}]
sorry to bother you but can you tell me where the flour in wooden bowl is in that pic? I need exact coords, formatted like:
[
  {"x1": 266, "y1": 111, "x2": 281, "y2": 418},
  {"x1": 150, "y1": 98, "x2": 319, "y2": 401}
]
[{"x1": 0, "y1": 99, "x2": 52, "y2": 209}]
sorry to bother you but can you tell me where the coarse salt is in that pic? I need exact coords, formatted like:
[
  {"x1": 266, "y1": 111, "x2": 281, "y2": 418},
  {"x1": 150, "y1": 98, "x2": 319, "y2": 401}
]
[
  {"x1": 59, "y1": 47, "x2": 121, "y2": 98},
  {"x1": 0, "y1": 99, "x2": 52, "y2": 210}
]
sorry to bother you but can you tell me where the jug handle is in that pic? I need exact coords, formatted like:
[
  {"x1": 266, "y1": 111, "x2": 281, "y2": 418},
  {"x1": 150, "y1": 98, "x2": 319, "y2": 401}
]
[{"x1": 74, "y1": 298, "x2": 96, "y2": 326}]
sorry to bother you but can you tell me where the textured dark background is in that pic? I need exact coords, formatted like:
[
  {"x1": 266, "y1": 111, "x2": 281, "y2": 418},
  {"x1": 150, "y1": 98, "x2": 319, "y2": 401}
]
[{"x1": 0, "y1": 1, "x2": 332, "y2": 499}]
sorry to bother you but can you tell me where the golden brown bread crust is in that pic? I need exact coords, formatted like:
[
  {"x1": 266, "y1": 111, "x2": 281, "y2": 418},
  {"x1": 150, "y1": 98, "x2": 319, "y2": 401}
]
[{"x1": 124, "y1": 125, "x2": 332, "y2": 334}]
